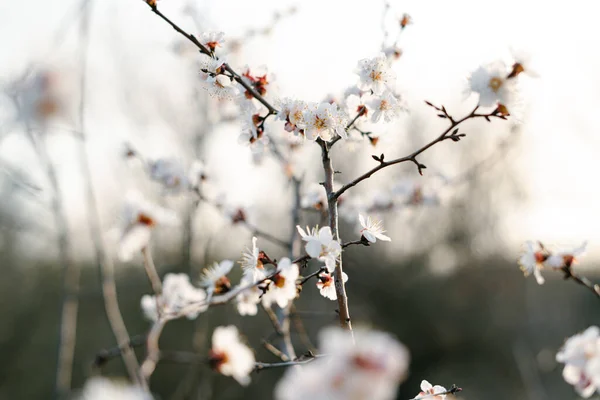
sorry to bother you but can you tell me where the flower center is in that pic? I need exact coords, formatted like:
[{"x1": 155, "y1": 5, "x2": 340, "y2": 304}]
[
  {"x1": 370, "y1": 70, "x2": 382, "y2": 82},
  {"x1": 379, "y1": 100, "x2": 389, "y2": 111},
  {"x1": 273, "y1": 274, "x2": 286, "y2": 288},
  {"x1": 137, "y1": 213, "x2": 155, "y2": 227},
  {"x1": 208, "y1": 350, "x2": 229, "y2": 371},
  {"x1": 488, "y1": 77, "x2": 503, "y2": 92}
]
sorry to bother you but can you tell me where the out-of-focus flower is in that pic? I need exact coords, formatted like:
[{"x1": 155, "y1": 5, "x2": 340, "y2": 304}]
[
  {"x1": 236, "y1": 275, "x2": 262, "y2": 316},
  {"x1": 118, "y1": 192, "x2": 178, "y2": 262},
  {"x1": 368, "y1": 91, "x2": 405, "y2": 123},
  {"x1": 416, "y1": 380, "x2": 447, "y2": 400},
  {"x1": 301, "y1": 182, "x2": 327, "y2": 210},
  {"x1": 210, "y1": 326, "x2": 255, "y2": 386},
  {"x1": 317, "y1": 270, "x2": 348, "y2": 300},
  {"x1": 141, "y1": 273, "x2": 207, "y2": 321},
  {"x1": 14, "y1": 69, "x2": 69, "y2": 125},
  {"x1": 382, "y1": 45, "x2": 403, "y2": 60},
  {"x1": 518, "y1": 241, "x2": 548, "y2": 285},
  {"x1": 79, "y1": 377, "x2": 151, "y2": 400},
  {"x1": 239, "y1": 236, "x2": 268, "y2": 282},
  {"x1": 297, "y1": 226, "x2": 342, "y2": 272},
  {"x1": 239, "y1": 65, "x2": 272, "y2": 99},
  {"x1": 392, "y1": 180, "x2": 440, "y2": 207},
  {"x1": 545, "y1": 242, "x2": 587, "y2": 269},
  {"x1": 468, "y1": 60, "x2": 518, "y2": 110},
  {"x1": 200, "y1": 260, "x2": 234, "y2": 295},
  {"x1": 556, "y1": 326, "x2": 600, "y2": 398},
  {"x1": 357, "y1": 53, "x2": 396, "y2": 95},
  {"x1": 359, "y1": 214, "x2": 391, "y2": 243},
  {"x1": 508, "y1": 48, "x2": 539, "y2": 78},
  {"x1": 200, "y1": 32, "x2": 225, "y2": 52},
  {"x1": 275, "y1": 326, "x2": 410, "y2": 400},
  {"x1": 147, "y1": 158, "x2": 188, "y2": 192},
  {"x1": 302, "y1": 102, "x2": 348, "y2": 141},
  {"x1": 262, "y1": 258, "x2": 299, "y2": 308},
  {"x1": 188, "y1": 160, "x2": 208, "y2": 189}
]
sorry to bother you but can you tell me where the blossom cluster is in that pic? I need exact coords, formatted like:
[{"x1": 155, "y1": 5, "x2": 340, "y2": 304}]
[
  {"x1": 556, "y1": 326, "x2": 600, "y2": 398},
  {"x1": 518, "y1": 241, "x2": 587, "y2": 285},
  {"x1": 467, "y1": 50, "x2": 537, "y2": 116}
]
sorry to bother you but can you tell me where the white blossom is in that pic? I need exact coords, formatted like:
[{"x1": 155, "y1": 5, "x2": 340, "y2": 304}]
[
  {"x1": 240, "y1": 236, "x2": 268, "y2": 282},
  {"x1": 262, "y1": 258, "x2": 299, "y2": 308},
  {"x1": 200, "y1": 260, "x2": 234, "y2": 295},
  {"x1": 545, "y1": 242, "x2": 587, "y2": 269},
  {"x1": 275, "y1": 326, "x2": 410, "y2": 400},
  {"x1": 415, "y1": 380, "x2": 447, "y2": 400},
  {"x1": 301, "y1": 102, "x2": 348, "y2": 141},
  {"x1": 467, "y1": 60, "x2": 518, "y2": 109},
  {"x1": 297, "y1": 225, "x2": 342, "y2": 272},
  {"x1": 236, "y1": 275, "x2": 262, "y2": 316},
  {"x1": 316, "y1": 270, "x2": 348, "y2": 301},
  {"x1": 210, "y1": 326, "x2": 255, "y2": 386},
  {"x1": 276, "y1": 97, "x2": 308, "y2": 134},
  {"x1": 147, "y1": 158, "x2": 188, "y2": 192},
  {"x1": 359, "y1": 214, "x2": 391, "y2": 243},
  {"x1": 300, "y1": 182, "x2": 327, "y2": 210},
  {"x1": 368, "y1": 91, "x2": 405, "y2": 123},
  {"x1": 140, "y1": 273, "x2": 207, "y2": 321},
  {"x1": 118, "y1": 192, "x2": 178, "y2": 262},
  {"x1": 357, "y1": 53, "x2": 396, "y2": 95},
  {"x1": 202, "y1": 74, "x2": 238, "y2": 99},
  {"x1": 200, "y1": 31, "x2": 225, "y2": 51},
  {"x1": 556, "y1": 326, "x2": 600, "y2": 398},
  {"x1": 518, "y1": 241, "x2": 547, "y2": 285},
  {"x1": 78, "y1": 377, "x2": 151, "y2": 400}
]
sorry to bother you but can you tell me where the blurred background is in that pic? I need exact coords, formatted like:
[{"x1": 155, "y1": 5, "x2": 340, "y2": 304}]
[{"x1": 0, "y1": 0, "x2": 599, "y2": 399}]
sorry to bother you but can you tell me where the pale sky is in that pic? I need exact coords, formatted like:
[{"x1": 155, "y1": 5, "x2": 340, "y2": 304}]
[{"x1": 1, "y1": 0, "x2": 600, "y2": 260}]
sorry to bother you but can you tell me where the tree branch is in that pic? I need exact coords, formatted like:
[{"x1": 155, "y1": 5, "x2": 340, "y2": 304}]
[
  {"x1": 334, "y1": 104, "x2": 506, "y2": 199},
  {"x1": 319, "y1": 140, "x2": 352, "y2": 331}
]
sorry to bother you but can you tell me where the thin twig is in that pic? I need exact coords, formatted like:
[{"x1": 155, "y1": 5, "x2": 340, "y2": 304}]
[
  {"x1": 245, "y1": 221, "x2": 292, "y2": 249},
  {"x1": 141, "y1": 246, "x2": 163, "y2": 295},
  {"x1": 262, "y1": 304, "x2": 284, "y2": 335},
  {"x1": 561, "y1": 267, "x2": 600, "y2": 299},
  {"x1": 334, "y1": 105, "x2": 506, "y2": 199},
  {"x1": 262, "y1": 340, "x2": 290, "y2": 362},
  {"x1": 146, "y1": 4, "x2": 277, "y2": 114},
  {"x1": 93, "y1": 335, "x2": 147, "y2": 368},
  {"x1": 299, "y1": 267, "x2": 327, "y2": 285},
  {"x1": 290, "y1": 305, "x2": 318, "y2": 353},
  {"x1": 254, "y1": 354, "x2": 325, "y2": 371},
  {"x1": 74, "y1": 0, "x2": 143, "y2": 385},
  {"x1": 140, "y1": 320, "x2": 166, "y2": 382}
]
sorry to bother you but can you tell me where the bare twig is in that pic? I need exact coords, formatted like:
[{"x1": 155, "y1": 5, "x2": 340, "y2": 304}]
[
  {"x1": 141, "y1": 246, "x2": 163, "y2": 295},
  {"x1": 140, "y1": 320, "x2": 166, "y2": 382},
  {"x1": 561, "y1": 266, "x2": 600, "y2": 299},
  {"x1": 334, "y1": 104, "x2": 507, "y2": 199},
  {"x1": 254, "y1": 354, "x2": 325, "y2": 371},
  {"x1": 73, "y1": 0, "x2": 143, "y2": 386},
  {"x1": 262, "y1": 340, "x2": 290, "y2": 362},
  {"x1": 299, "y1": 267, "x2": 327, "y2": 285},
  {"x1": 93, "y1": 335, "x2": 147, "y2": 368},
  {"x1": 290, "y1": 305, "x2": 318, "y2": 353},
  {"x1": 262, "y1": 304, "x2": 284, "y2": 336}
]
